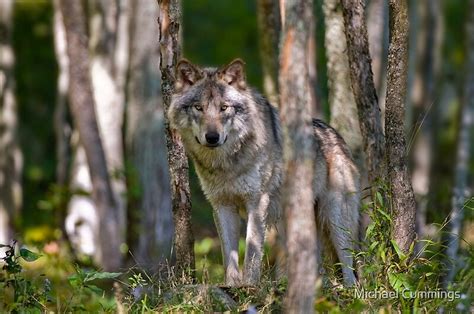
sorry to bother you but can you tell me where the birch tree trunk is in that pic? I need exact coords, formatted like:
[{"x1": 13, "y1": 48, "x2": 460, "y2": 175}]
[
  {"x1": 384, "y1": 0, "x2": 416, "y2": 254},
  {"x1": 443, "y1": 0, "x2": 474, "y2": 286},
  {"x1": 64, "y1": 0, "x2": 128, "y2": 267},
  {"x1": 126, "y1": 0, "x2": 173, "y2": 271},
  {"x1": 323, "y1": 0, "x2": 364, "y2": 173},
  {"x1": 257, "y1": 0, "x2": 280, "y2": 107},
  {"x1": 341, "y1": 0, "x2": 385, "y2": 188},
  {"x1": 157, "y1": 0, "x2": 195, "y2": 276},
  {"x1": 60, "y1": 0, "x2": 123, "y2": 271},
  {"x1": 279, "y1": 0, "x2": 317, "y2": 311},
  {"x1": 0, "y1": 0, "x2": 22, "y2": 249}
]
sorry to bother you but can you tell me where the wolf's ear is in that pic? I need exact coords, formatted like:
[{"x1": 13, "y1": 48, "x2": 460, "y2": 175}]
[
  {"x1": 219, "y1": 59, "x2": 246, "y2": 89},
  {"x1": 175, "y1": 59, "x2": 202, "y2": 91}
]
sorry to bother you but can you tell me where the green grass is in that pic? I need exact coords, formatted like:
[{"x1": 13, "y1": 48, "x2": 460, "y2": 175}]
[{"x1": 1, "y1": 193, "x2": 473, "y2": 312}]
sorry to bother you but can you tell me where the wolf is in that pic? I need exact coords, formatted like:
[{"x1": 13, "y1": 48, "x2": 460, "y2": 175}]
[{"x1": 168, "y1": 59, "x2": 360, "y2": 286}]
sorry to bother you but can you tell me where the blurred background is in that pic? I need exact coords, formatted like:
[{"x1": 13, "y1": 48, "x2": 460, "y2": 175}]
[{"x1": 0, "y1": 0, "x2": 472, "y2": 287}]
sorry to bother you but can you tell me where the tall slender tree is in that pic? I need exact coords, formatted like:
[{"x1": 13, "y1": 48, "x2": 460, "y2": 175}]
[
  {"x1": 60, "y1": 0, "x2": 122, "y2": 270},
  {"x1": 384, "y1": 0, "x2": 416, "y2": 254},
  {"x1": 279, "y1": 0, "x2": 317, "y2": 311},
  {"x1": 257, "y1": 0, "x2": 280, "y2": 107},
  {"x1": 126, "y1": 0, "x2": 173, "y2": 270},
  {"x1": 341, "y1": 0, "x2": 385, "y2": 188},
  {"x1": 323, "y1": 0, "x2": 364, "y2": 173},
  {"x1": 0, "y1": 0, "x2": 22, "y2": 250},
  {"x1": 443, "y1": 0, "x2": 474, "y2": 286},
  {"x1": 157, "y1": 0, "x2": 195, "y2": 275}
]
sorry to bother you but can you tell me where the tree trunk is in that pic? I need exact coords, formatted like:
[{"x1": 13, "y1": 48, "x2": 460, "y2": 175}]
[
  {"x1": 408, "y1": 0, "x2": 443, "y2": 248},
  {"x1": 257, "y1": 0, "x2": 280, "y2": 107},
  {"x1": 384, "y1": 0, "x2": 416, "y2": 254},
  {"x1": 126, "y1": 0, "x2": 173, "y2": 271},
  {"x1": 157, "y1": 0, "x2": 195, "y2": 276},
  {"x1": 60, "y1": 0, "x2": 122, "y2": 271},
  {"x1": 443, "y1": 0, "x2": 474, "y2": 286},
  {"x1": 323, "y1": 0, "x2": 364, "y2": 173},
  {"x1": 279, "y1": 0, "x2": 317, "y2": 311},
  {"x1": 53, "y1": 0, "x2": 71, "y2": 187},
  {"x1": 341, "y1": 0, "x2": 385, "y2": 188},
  {"x1": 0, "y1": 0, "x2": 22, "y2": 250},
  {"x1": 64, "y1": 0, "x2": 128, "y2": 267}
]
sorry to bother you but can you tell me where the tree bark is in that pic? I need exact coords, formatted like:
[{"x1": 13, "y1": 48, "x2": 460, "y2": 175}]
[
  {"x1": 279, "y1": 0, "x2": 317, "y2": 312},
  {"x1": 443, "y1": 0, "x2": 474, "y2": 286},
  {"x1": 0, "y1": 0, "x2": 22, "y2": 249},
  {"x1": 60, "y1": 0, "x2": 122, "y2": 270},
  {"x1": 65, "y1": 0, "x2": 129, "y2": 267},
  {"x1": 323, "y1": 0, "x2": 364, "y2": 173},
  {"x1": 126, "y1": 0, "x2": 173, "y2": 271},
  {"x1": 157, "y1": 0, "x2": 195, "y2": 275},
  {"x1": 257, "y1": 0, "x2": 280, "y2": 107},
  {"x1": 341, "y1": 0, "x2": 385, "y2": 187},
  {"x1": 384, "y1": 0, "x2": 416, "y2": 254},
  {"x1": 53, "y1": 0, "x2": 71, "y2": 187}
]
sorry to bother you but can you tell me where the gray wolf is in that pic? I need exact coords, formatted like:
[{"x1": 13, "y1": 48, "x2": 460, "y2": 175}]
[{"x1": 168, "y1": 59, "x2": 360, "y2": 286}]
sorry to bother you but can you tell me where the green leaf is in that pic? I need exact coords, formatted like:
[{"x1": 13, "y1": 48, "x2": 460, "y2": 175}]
[
  {"x1": 391, "y1": 240, "x2": 407, "y2": 262},
  {"x1": 376, "y1": 191, "x2": 384, "y2": 206},
  {"x1": 375, "y1": 206, "x2": 391, "y2": 221},
  {"x1": 85, "y1": 271, "x2": 121, "y2": 282},
  {"x1": 19, "y1": 248, "x2": 42, "y2": 262},
  {"x1": 85, "y1": 284, "x2": 103, "y2": 295}
]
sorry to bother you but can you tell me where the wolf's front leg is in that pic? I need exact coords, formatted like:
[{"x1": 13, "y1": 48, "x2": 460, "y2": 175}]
[
  {"x1": 243, "y1": 193, "x2": 269, "y2": 285},
  {"x1": 213, "y1": 205, "x2": 241, "y2": 286}
]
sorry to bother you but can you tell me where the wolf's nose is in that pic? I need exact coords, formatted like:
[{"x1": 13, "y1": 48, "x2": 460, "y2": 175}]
[{"x1": 205, "y1": 132, "x2": 220, "y2": 145}]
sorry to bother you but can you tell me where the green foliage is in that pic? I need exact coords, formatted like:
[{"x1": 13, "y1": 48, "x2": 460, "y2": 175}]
[{"x1": 317, "y1": 185, "x2": 473, "y2": 313}]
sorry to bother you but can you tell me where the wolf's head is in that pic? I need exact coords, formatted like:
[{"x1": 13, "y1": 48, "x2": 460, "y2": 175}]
[{"x1": 168, "y1": 59, "x2": 252, "y2": 149}]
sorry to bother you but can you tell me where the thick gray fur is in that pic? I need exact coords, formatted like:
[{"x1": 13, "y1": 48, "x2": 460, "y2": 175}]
[{"x1": 168, "y1": 59, "x2": 360, "y2": 286}]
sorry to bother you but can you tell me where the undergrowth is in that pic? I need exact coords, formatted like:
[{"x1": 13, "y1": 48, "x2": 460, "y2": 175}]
[{"x1": 1, "y1": 190, "x2": 472, "y2": 312}]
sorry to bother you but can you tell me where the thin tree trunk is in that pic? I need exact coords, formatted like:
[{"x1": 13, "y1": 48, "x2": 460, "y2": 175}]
[
  {"x1": 385, "y1": 0, "x2": 416, "y2": 254},
  {"x1": 60, "y1": 0, "x2": 122, "y2": 271},
  {"x1": 257, "y1": 0, "x2": 280, "y2": 107},
  {"x1": 409, "y1": 0, "x2": 443, "y2": 248},
  {"x1": 367, "y1": 0, "x2": 389, "y2": 125},
  {"x1": 126, "y1": 0, "x2": 173, "y2": 271},
  {"x1": 323, "y1": 0, "x2": 364, "y2": 172},
  {"x1": 53, "y1": 0, "x2": 71, "y2": 187},
  {"x1": 279, "y1": 0, "x2": 317, "y2": 311},
  {"x1": 0, "y1": 0, "x2": 22, "y2": 249},
  {"x1": 341, "y1": 0, "x2": 385, "y2": 188},
  {"x1": 443, "y1": 0, "x2": 474, "y2": 286},
  {"x1": 157, "y1": 0, "x2": 195, "y2": 275}
]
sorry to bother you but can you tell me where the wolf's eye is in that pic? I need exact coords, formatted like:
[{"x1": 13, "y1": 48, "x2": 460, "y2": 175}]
[
  {"x1": 194, "y1": 105, "x2": 203, "y2": 111},
  {"x1": 220, "y1": 105, "x2": 228, "y2": 111}
]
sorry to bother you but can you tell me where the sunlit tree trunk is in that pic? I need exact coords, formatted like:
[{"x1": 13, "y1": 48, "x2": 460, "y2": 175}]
[
  {"x1": 0, "y1": 0, "x2": 22, "y2": 250},
  {"x1": 126, "y1": 0, "x2": 173, "y2": 271},
  {"x1": 53, "y1": 0, "x2": 71, "y2": 187},
  {"x1": 158, "y1": 0, "x2": 195, "y2": 275},
  {"x1": 385, "y1": 0, "x2": 416, "y2": 254},
  {"x1": 60, "y1": 0, "x2": 123, "y2": 270},
  {"x1": 64, "y1": 0, "x2": 129, "y2": 267},
  {"x1": 341, "y1": 0, "x2": 385, "y2": 189},
  {"x1": 323, "y1": 0, "x2": 364, "y2": 174},
  {"x1": 443, "y1": 0, "x2": 474, "y2": 286},
  {"x1": 279, "y1": 0, "x2": 317, "y2": 311}
]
